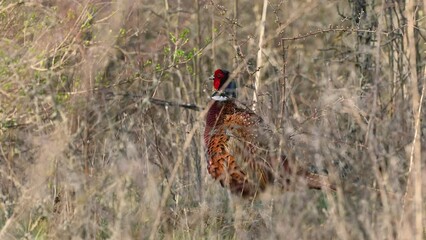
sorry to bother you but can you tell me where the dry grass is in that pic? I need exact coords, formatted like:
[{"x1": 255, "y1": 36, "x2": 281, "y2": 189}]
[{"x1": 0, "y1": 0, "x2": 425, "y2": 239}]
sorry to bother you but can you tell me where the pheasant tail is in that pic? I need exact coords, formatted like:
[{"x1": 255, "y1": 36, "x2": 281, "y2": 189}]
[{"x1": 281, "y1": 158, "x2": 336, "y2": 191}]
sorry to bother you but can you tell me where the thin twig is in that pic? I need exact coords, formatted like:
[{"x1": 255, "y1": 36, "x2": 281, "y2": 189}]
[
  {"x1": 252, "y1": 0, "x2": 268, "y2": 112},
  {"x1": 401, "y1": 2, "x2": 423, "y2": 238},
  {"x1": 148, "y1": 98, "x2": 202, "y2": 111},
  {"x1": 281, "y1": 25, "x2": 407, "y2": 41}
]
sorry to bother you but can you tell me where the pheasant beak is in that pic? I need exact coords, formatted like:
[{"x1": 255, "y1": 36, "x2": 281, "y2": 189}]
[{"x1": 208, "y1": 75, "x2": 214, "y2": 80}]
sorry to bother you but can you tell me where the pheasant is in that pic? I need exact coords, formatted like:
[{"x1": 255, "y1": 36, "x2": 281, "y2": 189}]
[{"x1": 204, "y1": 69, "x2": 335, "y2": 197}]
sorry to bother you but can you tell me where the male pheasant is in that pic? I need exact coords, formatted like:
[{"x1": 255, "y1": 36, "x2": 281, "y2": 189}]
[{"x1": 204, "y1": 69, "x2": 335, "y2": 197}]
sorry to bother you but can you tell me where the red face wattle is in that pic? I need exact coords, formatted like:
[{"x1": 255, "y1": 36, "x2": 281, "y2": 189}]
[{"x1": 213, "y1": 69, "x2": 227, "y2": 90}]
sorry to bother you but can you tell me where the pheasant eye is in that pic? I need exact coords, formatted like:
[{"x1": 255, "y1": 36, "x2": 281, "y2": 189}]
[{"x1": 214, "y1": 69, "x2": 224, "y2": 79}]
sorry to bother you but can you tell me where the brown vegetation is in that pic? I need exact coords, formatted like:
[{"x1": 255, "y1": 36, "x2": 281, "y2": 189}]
[{"x1": 0, "y1": 0, "x2": 424, "y2": 239}]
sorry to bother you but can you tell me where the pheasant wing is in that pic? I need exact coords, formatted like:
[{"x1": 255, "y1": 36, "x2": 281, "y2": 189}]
[{"x1": 223, "y1": 107, "x2": 335, "y2": 192}]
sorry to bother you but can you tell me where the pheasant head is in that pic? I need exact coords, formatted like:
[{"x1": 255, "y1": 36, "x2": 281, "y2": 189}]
[{"x1": 210, "y1": 69, "x2": 236, "y2": 100}]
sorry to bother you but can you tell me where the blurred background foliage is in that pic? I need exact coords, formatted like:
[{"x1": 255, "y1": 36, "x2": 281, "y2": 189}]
[{"x1": 0, "y1": 0, "x2": 424, "y2": 239}]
